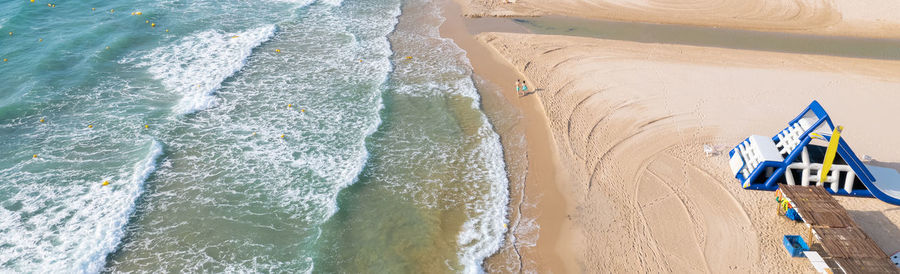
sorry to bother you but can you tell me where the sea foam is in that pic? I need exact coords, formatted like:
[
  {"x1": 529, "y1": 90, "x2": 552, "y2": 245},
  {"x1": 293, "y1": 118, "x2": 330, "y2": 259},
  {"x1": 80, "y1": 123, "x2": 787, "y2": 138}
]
[
  {"x1": 0, "y1": 140, "x2": 163, "y2": 273},
  {"x1": 137, "y1": 25, "x2": 276, "y2": 115}
]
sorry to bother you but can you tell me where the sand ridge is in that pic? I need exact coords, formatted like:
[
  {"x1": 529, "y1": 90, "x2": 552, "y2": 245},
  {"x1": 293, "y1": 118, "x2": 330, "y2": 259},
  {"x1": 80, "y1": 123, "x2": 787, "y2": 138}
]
[
  {"x1": 462, "y1": 0, "x2": 900, "y2": 38},
  {"x1": 478, "y1": 32, "x2": 900, "y2": 272}
]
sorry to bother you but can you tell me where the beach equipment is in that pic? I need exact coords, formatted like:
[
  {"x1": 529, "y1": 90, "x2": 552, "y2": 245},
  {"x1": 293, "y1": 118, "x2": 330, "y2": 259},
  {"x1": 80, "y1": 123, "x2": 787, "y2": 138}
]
[
  {"x1": 784, "y1": 208, "x2": 802, "y2": 222},
  {"x1": 892, "y1": 251, "x2": 899, "y2": 267},
  {"x1": 728, "y1": 101, "x2": 900, "y2": 205},
  {"x1": 783, "y1": 235, "x2": 809, "y2": 257},
  {"x1": 777, "y1": 185, "x2": 897, "y2": 272}
]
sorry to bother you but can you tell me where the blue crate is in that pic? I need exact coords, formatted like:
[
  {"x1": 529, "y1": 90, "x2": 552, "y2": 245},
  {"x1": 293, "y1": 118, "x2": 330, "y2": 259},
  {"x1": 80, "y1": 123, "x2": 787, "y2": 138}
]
[
  {"x1": 783, "y1": 235, "x2": 809, "y2": 257},
  {"x1": 785, "y1": 208, "x2": 803, "y2": 222}
]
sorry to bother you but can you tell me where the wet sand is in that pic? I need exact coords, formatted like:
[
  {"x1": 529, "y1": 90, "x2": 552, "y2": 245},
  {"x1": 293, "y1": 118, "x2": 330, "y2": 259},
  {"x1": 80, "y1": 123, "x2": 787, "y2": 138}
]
[{"x1": 440, "y1": 0, "x2": 579, "y2": 272}]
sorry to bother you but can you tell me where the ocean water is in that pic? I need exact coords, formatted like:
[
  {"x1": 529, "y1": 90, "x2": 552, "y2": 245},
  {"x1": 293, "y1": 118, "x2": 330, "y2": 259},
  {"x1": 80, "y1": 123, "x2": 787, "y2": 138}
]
[{"x1": 0, "y1": 0, "x2": 509, "y2": 272}]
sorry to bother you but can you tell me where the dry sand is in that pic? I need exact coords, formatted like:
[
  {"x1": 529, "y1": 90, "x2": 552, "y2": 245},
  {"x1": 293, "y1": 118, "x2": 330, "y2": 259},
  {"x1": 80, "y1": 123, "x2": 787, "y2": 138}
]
[
  {"x1": 475, "y1": 32, "x2": 900, "y2": 272},
  {"x1": 442, "y1": 0, "x2": 900, "y2": 272},
  {"x1": 460, "y1": 0, "x2": 900, "y2": 38}
]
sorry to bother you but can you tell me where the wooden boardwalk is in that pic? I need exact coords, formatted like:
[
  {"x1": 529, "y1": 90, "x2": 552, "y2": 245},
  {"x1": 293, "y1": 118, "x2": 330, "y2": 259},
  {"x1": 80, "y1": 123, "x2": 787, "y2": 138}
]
[{"x1": 779, "y1": 185, "x2": 898, "y2": 274}]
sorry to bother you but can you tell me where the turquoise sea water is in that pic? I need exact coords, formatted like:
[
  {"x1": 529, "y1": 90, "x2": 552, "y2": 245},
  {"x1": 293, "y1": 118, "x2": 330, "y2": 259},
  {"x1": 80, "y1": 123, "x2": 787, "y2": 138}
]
[{"x1": 0, "y1": 0, "x2": 508, "y2": 272}]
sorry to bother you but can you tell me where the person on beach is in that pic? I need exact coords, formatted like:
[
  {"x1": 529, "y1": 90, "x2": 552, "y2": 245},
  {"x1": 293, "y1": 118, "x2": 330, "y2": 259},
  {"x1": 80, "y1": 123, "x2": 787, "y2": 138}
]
[
  {"x1": 521, "y1": 81, "x2": 528, "y2": 95},
  {"x1": 516, "y1": 79, "x2": 522, "y2": 96}
]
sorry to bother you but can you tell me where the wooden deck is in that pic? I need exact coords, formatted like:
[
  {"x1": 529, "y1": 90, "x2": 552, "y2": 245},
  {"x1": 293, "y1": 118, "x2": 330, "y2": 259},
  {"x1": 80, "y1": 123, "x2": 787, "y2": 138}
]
[
  {"x1": 781, "y1": 186, "x2": 858, "y2": 228},
  {"x1": 778, "y1": 185, "x2": 898, "y2": 274}
]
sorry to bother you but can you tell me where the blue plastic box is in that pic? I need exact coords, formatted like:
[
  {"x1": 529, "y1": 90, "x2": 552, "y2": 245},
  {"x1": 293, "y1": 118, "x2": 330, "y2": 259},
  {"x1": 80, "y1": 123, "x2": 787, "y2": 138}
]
[
  {"x1": 783, "y1": 235, "x2": 809, "y2": 257},
  {"x1": 785, "y1": 208, "x2": 803, "y2": 222}
]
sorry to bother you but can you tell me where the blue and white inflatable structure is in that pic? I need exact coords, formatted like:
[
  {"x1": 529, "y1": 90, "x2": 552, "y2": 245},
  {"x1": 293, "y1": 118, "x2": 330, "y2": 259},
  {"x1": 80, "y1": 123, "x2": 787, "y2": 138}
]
[{"x1": 729, "y1": 101, "x2": 900, "y2": 205}]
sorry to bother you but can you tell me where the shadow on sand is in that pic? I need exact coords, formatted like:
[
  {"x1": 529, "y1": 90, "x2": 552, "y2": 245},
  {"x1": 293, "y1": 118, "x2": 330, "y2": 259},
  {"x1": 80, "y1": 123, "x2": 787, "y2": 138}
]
[
  {"x1": 847, "y1": 209, "x2": 900, "y2": 255},
  {"x1": 519, "y1": 88, "x2": 544, "y2": 97}
]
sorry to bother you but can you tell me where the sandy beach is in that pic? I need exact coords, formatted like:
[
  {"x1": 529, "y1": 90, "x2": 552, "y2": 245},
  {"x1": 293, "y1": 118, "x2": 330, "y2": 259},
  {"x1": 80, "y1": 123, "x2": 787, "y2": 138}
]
[
  {"x1": 459, "y1": 0, "x2": 900, "y2": 38},
  {"x1": 440, "y1": 1, "x2": 579, "y2": 272},
  {"x1": 444, "y1": 0, "x2": 900, "y2": 272}
]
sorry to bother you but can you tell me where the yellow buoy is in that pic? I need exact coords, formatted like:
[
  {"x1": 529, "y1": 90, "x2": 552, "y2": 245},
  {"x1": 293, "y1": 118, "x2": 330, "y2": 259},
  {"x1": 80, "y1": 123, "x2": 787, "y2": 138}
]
[
  {"x1": 280, "y1": 134, "x2": 285, "y2": 139},
  {"x1": 165, "y1": 29, "x2": 169, "y2": 32},
  {"x1": 151, "y1": 23, "x2": 156, "y2": 27},
  {"x1": 47, "y1": 3, "x2": 51, "y2": 7},
  {"x1": 51, "y1": 4, "x2": 55, "y2": 7},
  {"x1": 135, "y1": 12, "x2": 142, "y2": 15},
  {"x1": 300, "y1": 109, "x2": 305, "y2": 113},
  {"x1": 38, "y1": 38, "x2": 43, "y2": 42},
  {"x1": 33, "y1": 154, "x2": 38, "y2": 158},
  {"x1": 232, "y1": 35, "x2": 239, "y2": 39},
  {"x1": 40, "y1": 118, "x2": 45, "y2": 123},
  {"x1": 275, "y1": 49, "x2": 281, "y2": 53},
  {"x1": 92, "y1": 8, "x2": 96, "y2": 11},
  {"x1": 110, "y1": 9, "x2": 114, "y2": 13},
  {"x1": 8, "y1": 32, "x2": 12, "y2": 36},
  {"x1": 287, "y1": 104, "x2": 292, "y2": 108},
  {"x1": 102, "y1": 180, "x2": 109, "y2": 186},
  {"x1": 88, "y1": 125, "x2": 93, "y2": 128},
  {"x1": 358, "y1": 59, "x2": 363, "y2": 62},
  {"x1": 252, "y1": 132, "x2": 257, "y2": 136},
  {"x1": 131, "y1": 12, "x2": 135, "y2": 15},
  {"x1": 145, "y1": 20, "x2": 149, "y2": 23},
  {"x1": 144, "y1": 124, "x2": 149, "y2": 129},
  {"x1": 30, "y1": 0, "x2": 34, "y2": 2},
  {"x1": 405, "y1": 56, "x2": 412, "y2": 59}
]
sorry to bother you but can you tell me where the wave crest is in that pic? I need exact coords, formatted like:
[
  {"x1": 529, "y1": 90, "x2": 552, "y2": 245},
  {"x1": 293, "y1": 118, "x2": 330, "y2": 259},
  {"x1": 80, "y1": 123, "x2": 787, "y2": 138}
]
[{"x1": 137, "y1": 25, "x2": 276, "y2": 115}]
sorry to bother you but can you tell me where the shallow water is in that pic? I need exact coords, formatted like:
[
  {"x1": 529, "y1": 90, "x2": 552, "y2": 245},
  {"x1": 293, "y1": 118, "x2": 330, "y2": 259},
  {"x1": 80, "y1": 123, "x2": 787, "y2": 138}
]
[
  {"x1": 477, "y1": 16, "x2": 900, "y2": 60},
  {"x1": 0, "y1": 0, "x2": 508, "y2": 272}
]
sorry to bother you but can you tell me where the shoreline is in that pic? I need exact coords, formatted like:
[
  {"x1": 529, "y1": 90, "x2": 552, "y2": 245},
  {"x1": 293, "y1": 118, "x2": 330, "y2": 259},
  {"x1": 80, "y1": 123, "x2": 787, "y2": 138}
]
[{"x1": 438, "y1": 0, "x2": 580, "y2": 272}]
